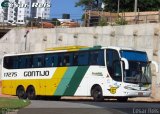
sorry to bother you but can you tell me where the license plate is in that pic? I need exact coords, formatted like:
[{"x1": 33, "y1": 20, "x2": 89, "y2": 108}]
[{"x1": 138, "y1": 92, "x2": 143, "y2": 96}]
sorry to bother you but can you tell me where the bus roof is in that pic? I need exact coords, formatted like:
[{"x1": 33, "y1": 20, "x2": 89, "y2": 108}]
[
  {"x1": 3, "y1": 45, "x2": 141, "y2": 57},
  {"x1": 103, "y1": 46, "x2": 133, "y2": 51},
  {"x1": 45, "y1": 45, "x2": 88, "y2": 51}
]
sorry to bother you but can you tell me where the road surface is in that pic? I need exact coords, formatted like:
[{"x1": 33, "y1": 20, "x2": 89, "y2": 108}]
[{"x1": 17, "y1": 99, "x2": 160, "y2": 114}]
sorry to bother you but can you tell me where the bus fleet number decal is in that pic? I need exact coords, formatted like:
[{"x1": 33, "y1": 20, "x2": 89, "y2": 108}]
[{"x1": 4, "y1": 72, "x2": 17, "y2": 77}]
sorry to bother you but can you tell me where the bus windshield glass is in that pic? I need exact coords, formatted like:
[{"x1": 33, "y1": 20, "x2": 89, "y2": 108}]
[{"x1": 120, "y1": 50, "x2": 151, "y2": 84}]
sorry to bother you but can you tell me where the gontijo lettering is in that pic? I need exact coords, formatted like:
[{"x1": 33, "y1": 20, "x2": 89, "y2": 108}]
[{"x1": 24, "y1": 71, "x2": 49, "y2": 77}]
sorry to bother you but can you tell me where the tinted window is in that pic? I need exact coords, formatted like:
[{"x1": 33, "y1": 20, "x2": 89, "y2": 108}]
[
  {"x1": 63, "y1": 53, "x2": 72, "y2": 66},
  {"x1": 106, "y1": 49, "x2": 121, "y2": 81},
  {"x1": 3, "y1": 56, "x2": 19, "y2": 69},
  {"x1": 33, "y1": 55, "x2": 44, "y2": 68},
  {"x1": 90, "y1": 51, "x2": 99, "y2": 65},
  {"x1": 57, "y1": 54, "x2": 63, "y2": 67},
  {"x1": 3, "y1": 50, "x2": 104, "y2": 69},
  {"x1": 73, "y1": 53, "x2": 78, "y2": 66},
  {"x1": 19, "y1": 56, "x2": 27, "y2": 68},
  {"x1": 106, "y1": 49, "x2": 120, "y2": 67},
  {"x1": 25, "y1": 55, "x2": 33, "y2": 68},
  {"x1": 90, "y1": 50, "x2": 104, "y2": 66},
  {"x1": 78, "y1": 51, "x2": 89, "y2": 66},
  {"x1": 3, "y1": 57, "x2": 13, "y2": 69},
  {"x1": 45, "y1": 54, "x2": 55, "y2": 67}
]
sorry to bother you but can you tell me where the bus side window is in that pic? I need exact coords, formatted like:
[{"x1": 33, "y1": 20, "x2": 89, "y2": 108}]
[
  {"x1": 73, "y1": 53, "x2": 78, "y2": 66},
  {"x1": 90, "y1": 51, "x2": 98, "y2": 65},
  {"x1": 25, "y1": 56, "x2": 32, "y2": 68},
  {"x1": 33, "y1": 55, "x2": 44, "y2": 68},
  {"x1": 4, "y1": 57, "x2": 13, "y2": 69},
  {"x1": 13, "y1": 56, "x2": 19, "y2": 69},
  {"x1": 63, "y1": 53, "x2": 70, "y2": 66},
  {"x1": 57, "y1": 54, "x2": 63, "y2": 67},
  {"x1": 19, "y1": 56, "x2": 26, "y2": 69},
  {"x1": 78, "y1": 51, "x2": 89, "y2": 66},
  {"x1": 45, "y1": 54, "x2": 55, "y2": 67},
  {"x1": 90, "y1": 50, "x2": 104, "y2": 66},
  {"x1": 97, "y1": 50, "x2": 105, "y2": 66}
]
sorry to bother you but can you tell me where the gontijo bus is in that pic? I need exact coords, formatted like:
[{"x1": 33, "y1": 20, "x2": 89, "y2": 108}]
[{"x1": 1, "y1": 46, "x2": 158, "y2": 101}]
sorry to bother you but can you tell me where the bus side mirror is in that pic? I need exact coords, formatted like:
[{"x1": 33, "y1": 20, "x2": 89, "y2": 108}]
[
  {"x1": 121, "y1": 58, "x2": 129, "y2": 70},
  {"x1": 151, "y1": 61, "x2": 159, "y2": 73}
]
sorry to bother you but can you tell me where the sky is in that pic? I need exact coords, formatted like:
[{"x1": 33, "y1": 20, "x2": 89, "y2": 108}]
[{"x1": 50, "y1": 0, "x2": 84, "y2": 19}]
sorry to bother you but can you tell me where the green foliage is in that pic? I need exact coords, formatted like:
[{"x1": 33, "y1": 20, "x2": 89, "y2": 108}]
[
  {"x1": 75, "y1": 0, "x2": 93, "y2": 7},
  {"x1": 75, "y1": 0, "x2": 103, "y2": 10},
  {"x1": 0, "y1": 98, "x2": 30, "y2": 114},
  {"x1": 115, "y1": 17, "x2": 128, "y2": 25},
  {"x1": 51, "y1": 18, "x2": 60, "y2": 26},
  {"x1": 76, "y1": 0, "x2": 160, "y2": 12},
  {"x1": 104, "y1": 0, "x2": 160, "y2": 12},
  {"x1": 98, "y1": 17, "x2": 108, "y2": 26},
  {"x1": 81, "y1": 14, "x2": 85, "y2": 20},
  {"x1": 0, "y1": 98, "x2": 30, "y2": 109}
]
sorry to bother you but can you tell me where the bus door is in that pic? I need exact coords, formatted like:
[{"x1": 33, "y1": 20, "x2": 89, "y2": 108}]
[{"x1": 106, "y1": 49, "x2": 122, "y2": 82}]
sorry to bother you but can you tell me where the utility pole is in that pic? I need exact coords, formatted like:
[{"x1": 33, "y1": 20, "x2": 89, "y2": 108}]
[
  {"x1": 134, "y1": 0, "x2": 138, "y2": 13},
  {"x1": 117, "y1": 0, "x2": 120, "y2": 14},
  {"x1": 134, "y1": 0, "x2": 138, "y2": 23}
]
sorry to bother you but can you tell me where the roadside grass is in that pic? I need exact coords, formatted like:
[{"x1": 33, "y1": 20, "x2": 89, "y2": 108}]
[{"x1": 0, "y1": 98, "x2": 30, "y2": 113}]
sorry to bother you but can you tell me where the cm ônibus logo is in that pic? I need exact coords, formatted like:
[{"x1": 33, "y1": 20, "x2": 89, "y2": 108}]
[{"x1": 1, "y1": 1, "x2": 51, "y2": 8}]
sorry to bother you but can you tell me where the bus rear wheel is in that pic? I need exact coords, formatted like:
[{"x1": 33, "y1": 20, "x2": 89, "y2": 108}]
[
  {"x1": 26, "y1": 86, "x2": 36, "y2": 100},
  {"x1": 16, "y1": 86, "x2": 27, "y2": 99},
  {"x1": 91, "y1": 86, "x2": 104, "y2": 102}
]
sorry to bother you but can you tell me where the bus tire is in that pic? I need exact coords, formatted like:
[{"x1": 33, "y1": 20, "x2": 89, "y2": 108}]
[
  {"x1": 26, "y1": 86, "x2": 36, "y2": 100},
  {"x1": 91, "y1": 86, "x2": 104, "y2": 102},
  {"x1": 16, "y1": 86, "x2": 27, "y2": 99},
  {"x1": 117, "y1": 97, "x2": 128, "y2": 102}
]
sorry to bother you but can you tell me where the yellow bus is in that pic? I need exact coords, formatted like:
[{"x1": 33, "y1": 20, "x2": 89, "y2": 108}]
[{"x1": 1, "y1": 46, "x2": 158, "y2": 101}]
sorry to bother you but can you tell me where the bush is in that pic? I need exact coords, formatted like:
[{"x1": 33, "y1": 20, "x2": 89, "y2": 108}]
[
  {"x1": 115, "y1": 17, "x2": 127, "y2": 25},
  {"x1": 98, "y1": 17, "x2": 108, "y2": 26}
]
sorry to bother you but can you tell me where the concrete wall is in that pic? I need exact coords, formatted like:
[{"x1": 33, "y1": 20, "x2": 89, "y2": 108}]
[{"x1": 0, "y1": 23, "x2": 160, "y2": 98}]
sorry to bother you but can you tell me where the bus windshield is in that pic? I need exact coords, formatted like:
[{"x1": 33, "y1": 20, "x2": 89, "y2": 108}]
[
  {"x1": 123, "y1": 61, "x2": 151, "y2": 84},
  {"x1": 120, "y1": 50, "x2": 151, "y2": 84}
]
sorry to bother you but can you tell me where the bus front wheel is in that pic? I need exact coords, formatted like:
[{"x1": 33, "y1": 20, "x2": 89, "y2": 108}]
[
  {"x1": 91, "y1": 86, "x2": 104, "y2": 102},
  {"x1": 16, "y1": 86, "x2": 27, "y2": 99},
  {"x1": 26, "y1": 86, "x2": 36, "y2": 100}
]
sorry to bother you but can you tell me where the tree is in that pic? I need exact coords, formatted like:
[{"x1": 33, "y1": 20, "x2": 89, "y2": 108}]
[
  {"x1": 76, "y1": 0, "x2": 160, "y2": 12},
  {"x1": 75, "y1": 0, "x2": 103, "y2": 10},
  {"x1": 51, "y1": 18, "x2": 60, "y2": 26}
]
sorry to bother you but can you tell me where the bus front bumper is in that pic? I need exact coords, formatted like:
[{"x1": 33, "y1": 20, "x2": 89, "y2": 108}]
[{"x1": 122, "y1": 90, "x2": 151, "y2": 97}]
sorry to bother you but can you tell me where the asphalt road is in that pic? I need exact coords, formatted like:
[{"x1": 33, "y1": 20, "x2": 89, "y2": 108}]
[{"x1": 17, "y1": 98, "x2": 160, "y2": 114}]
